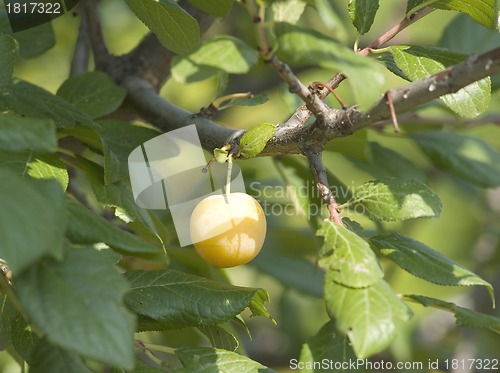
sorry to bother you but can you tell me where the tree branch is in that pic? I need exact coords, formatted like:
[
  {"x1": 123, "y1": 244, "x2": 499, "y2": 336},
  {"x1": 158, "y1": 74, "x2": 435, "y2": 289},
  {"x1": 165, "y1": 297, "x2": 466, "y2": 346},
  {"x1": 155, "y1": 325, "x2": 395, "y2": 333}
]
[
  {"x1": 70, "y1": 8, "x2": 90, "y2": 76},
  {"x1": 84, "y1": 0, "x2": 110, "y2": 70},
  {"x1": 305, "y1": 149, "x2": 343, "y2": 225},
  {"x1": 124, "y1": 76, "x2": 242, "y2": 151},
  {"x1": 358, "y1": 7, "x2": 435, "y2": 56},
  {"x1": 124, "y1": 47, "x2": 500, "y2": 157}
]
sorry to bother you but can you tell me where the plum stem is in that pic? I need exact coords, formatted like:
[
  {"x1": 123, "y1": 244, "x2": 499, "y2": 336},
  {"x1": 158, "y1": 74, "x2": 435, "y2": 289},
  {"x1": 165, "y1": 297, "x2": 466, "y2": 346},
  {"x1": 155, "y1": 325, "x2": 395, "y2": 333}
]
[{"x1": 226, "y1": 156, "x2": 233, "y2": 197}]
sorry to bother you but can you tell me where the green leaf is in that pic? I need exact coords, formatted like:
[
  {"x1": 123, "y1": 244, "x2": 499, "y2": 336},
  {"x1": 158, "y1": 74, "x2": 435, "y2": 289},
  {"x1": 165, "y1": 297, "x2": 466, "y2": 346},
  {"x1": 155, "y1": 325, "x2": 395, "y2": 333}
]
[
  {"x1": 0, "y1": 114, "x2": 56, "y2": 152},
  {"x1": 218, "y1": 94, "x2": 269, "y2": 110},
  {"x1": 248, "y1": 288, "x2": 275, "y2": 322},
  {"x1": 0, "y1": 151, "x2": 68, "y2": 189},
  {"x1": 239, "y1": 123, "x2": 275, "y2": 158},
  {"x1": 77, "y1": 157, "x2": 161, "y2": 236},
  {"x1": 93, "y1": 119, "x2": 160, "y2": 184},
  {"x1": 253, "y1": 229, "x2": 324, "y2": 297},
  {"x1": 440, "y1": 13, "x2": 500, "y2": 53},
  {"x1": 0, "y1": 34, "x2": 18, "y2": 86},
  {"x1": 388, "y1": 45, "x2": 491, "y2": 118},
  {"x1": 57, "y1": 72, "x2": 127, "y2": 119},
  {"x1": 125, "y1": 0, "x2": 200, "y2": 54},
  {"x1": 324, "y1": 278, "x2": 412, "y2": 358},
  {"x1": 0, "y1": 171, "x2": 66, "y2": 274},
  {"x1": 348, "y1": 142, "x2": 427, "y2": 182},
  {"x1": 0, "y1": 80, "x2": 93, "y2": 128},
  {"x1": 272, "y1": 156, "x2": 323, "y2": 229},
  {"x1": 171, "y1": 36, "x2": 258, "y2": 83},
  {"x1": 317, "y1": 220, "x2": 383, "y2": 288},
  {"x1": 349, "y1": 179, "x2": 442, "y2": 221},
  {"x1": 123, "y1": 269, "x2": 273, "y2": 330},
  {"x1": 412, "y1": 131, "x2": 500, "y2": 187},
  {"x1": 417, "y1": 0, "x2": 498, "y2": 30},
  {"x1": 440, "y1": 13, "x2": 500, "y2": 89},
  {"x1": 406, "y1": 0, "x2": 428, "y2": 13},
  {"x1": 0, "y1": 294, "x2": 17, "y2": 350},
  {"x1": 176, "y1": 347, "x2": 275, "y2": 373},
  {"x1": 187, "y1": 0, "x2": 234, "y2": 17},
  {"x1": 30, "y1": 339, "x2": 92, "y2": 373},
  {"x1": 274, "y1": 22, "x2": 386, "y2": 110},
  {"x1": 371, "y1": 233, "x2": 495, "y2": 306},
  {"x1": 66, "y1": 197, "x2": 163, "y2": 258},
  {"x1": 407, "y1": 0, "x2": 498, "y2": 29},
  {"x1": 198, "y1": 325, "x2": 239, "y2": 351},
  {"x1": 15, "y1": 247, "x2": 136, "y2": 369},
  {"x1": 272, "y1": 0, "x2": 307, "y2": 24},
  {"x1": 10, "y1": 315, "x2": 38, "y2": 363},
  {"x1": 0, "y1": 11, "x2": 55, "y2": 58},
  {"x1": 405, "y1": 295, "x2": 500, "y2": 334},
  {"x1": 299, "y1": 320, "x2": 366, "y2": 373},
  {"x1": 348, "y1": 0, "x2": 380, "y2": 35}
]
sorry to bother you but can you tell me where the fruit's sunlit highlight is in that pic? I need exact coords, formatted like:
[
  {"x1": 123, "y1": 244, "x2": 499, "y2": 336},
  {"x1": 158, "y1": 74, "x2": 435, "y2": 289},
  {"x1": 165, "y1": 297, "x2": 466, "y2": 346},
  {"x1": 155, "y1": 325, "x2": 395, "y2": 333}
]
[{"x1": 190, "y1": 192, "x2": 267, "y2": 268}]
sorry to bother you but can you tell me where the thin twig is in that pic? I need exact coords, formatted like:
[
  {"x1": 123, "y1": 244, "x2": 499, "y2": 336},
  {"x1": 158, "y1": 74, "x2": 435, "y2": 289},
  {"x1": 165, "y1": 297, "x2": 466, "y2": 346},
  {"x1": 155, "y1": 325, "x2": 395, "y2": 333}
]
[
  {"x1": 305, "y1": 149, "x2": 344, "y2": 225},
  {"x1": 358, "y1": 7, "x2": 435, "y2": 56},
  {"x1": 311, "y1": 81, "x2": 347, "y2": 109},
  {"x1": 385, "y1": 90, "x2": 400, "y2": 133},
  {"x1": 371, "y1": 113, "x2": 500, "y2": 130},
  {"x1": 244, "y1": 0, "x2": 329, "y2": 116}
]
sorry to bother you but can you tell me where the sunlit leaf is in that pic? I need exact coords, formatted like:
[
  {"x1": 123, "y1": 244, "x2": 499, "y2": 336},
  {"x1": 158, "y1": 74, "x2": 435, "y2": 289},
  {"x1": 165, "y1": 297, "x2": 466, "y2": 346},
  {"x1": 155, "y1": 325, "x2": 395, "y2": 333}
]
[
  {"x1": 272, "y1": 0, "x2": 307, "y2": 24},
  {"x1": 125, "y1": 0, "x2": 199, "y2": 54},
  {"x1": 176, "y1": 347, "x2": 275, "y2": 372},
  {"x1": 171, "y1": 36, "x2": 258, "y2": 83},
  {"x1": 371, "y1": 233, "x2": 495, "y2": 306},
  {"x1": 299, "y1": 320, "x2": 367, "y2": 373},
  {"x1": 349, "y1": 179, "x2": 442, "y2": 221},
  {"x1": 348, "y1": 0, "x2": 379, "y2": 35},
  {"x1": 389, "y1": 45, "x2": 491, "y2": 118},
  {"x1": 407, "y1": 0, "x2": 498, "y2": 30},
  {"x1": 123, "y1": 270, "x2": 273, "y2": 330},
  {"x1": 239, "y1": 123, "x2": 275, "y2": 158},
  {"x1": 317, "y1": 220, "x2": 383, "y2": 288},
  {"x1": 325, "y1": 278, "x2": 412, "y2": 358}
]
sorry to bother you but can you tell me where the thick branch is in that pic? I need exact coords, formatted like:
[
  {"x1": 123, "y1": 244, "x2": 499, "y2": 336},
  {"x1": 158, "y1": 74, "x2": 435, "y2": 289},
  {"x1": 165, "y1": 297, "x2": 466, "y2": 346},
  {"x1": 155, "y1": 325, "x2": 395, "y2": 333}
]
[
  {"x1": 124, "y1": 77, "x2": 241, "y2": 151},
  {"x1": 124, "y1": 47, "x2": 500, "y2": 157}
]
